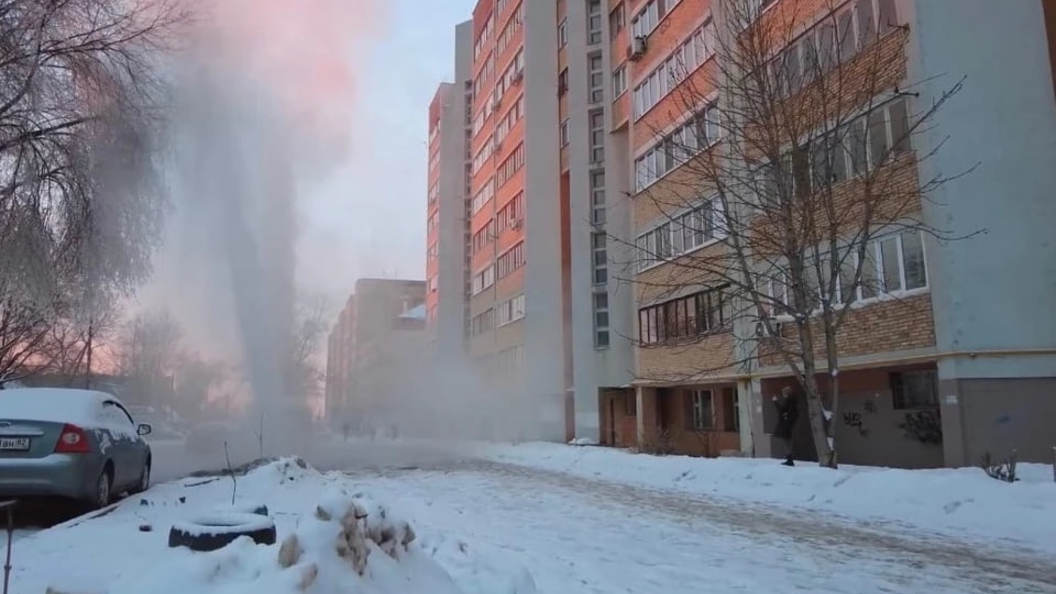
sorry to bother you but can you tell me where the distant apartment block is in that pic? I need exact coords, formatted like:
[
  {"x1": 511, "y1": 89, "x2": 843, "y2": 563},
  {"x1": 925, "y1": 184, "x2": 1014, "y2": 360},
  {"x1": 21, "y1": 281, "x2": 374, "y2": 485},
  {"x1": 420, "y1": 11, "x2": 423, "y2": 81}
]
[{"x1": 324, "y1": 279, "x2": 426, "y2": 429}]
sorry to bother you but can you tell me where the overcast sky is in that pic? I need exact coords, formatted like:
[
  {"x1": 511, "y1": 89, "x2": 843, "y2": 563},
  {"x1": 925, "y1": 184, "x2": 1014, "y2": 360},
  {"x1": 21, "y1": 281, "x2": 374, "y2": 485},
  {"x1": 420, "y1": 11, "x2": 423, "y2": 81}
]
[{"x1": 294, "y1": 0, "x2": 476, "y2": 308}]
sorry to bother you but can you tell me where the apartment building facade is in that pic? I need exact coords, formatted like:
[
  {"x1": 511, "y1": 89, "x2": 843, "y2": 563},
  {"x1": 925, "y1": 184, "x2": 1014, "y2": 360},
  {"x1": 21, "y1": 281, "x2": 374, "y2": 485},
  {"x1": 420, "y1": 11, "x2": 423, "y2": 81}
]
[
  {"x1": 608, "y1": 0, "x2": 1056, "y2": 467},
  {"x1": 323, "y1": 279, "x2": 426, "y2": 430},
  {"x1": 428, "y1": 0, "x2": 1055, "y2": 466},
  {"x1": 426, "y1": 0, "x2": 642, "y2": 441}
]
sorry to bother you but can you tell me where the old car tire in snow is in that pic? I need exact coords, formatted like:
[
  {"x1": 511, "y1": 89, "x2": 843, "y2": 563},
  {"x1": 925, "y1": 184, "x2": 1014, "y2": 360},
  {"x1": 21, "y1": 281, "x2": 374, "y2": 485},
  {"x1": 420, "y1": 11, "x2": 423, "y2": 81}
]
[{"x1": 168, "y1": 513, "x2": 276, "y2": 552}]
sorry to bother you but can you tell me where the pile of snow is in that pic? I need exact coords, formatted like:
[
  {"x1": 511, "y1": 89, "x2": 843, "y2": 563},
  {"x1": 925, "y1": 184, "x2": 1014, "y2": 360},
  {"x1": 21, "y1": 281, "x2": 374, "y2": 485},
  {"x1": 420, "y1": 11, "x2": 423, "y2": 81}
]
[
  {"x1": 30, "y1": 458, "x2": 533, "y2": 594},
  {"x1": 107, "y1": 491, "x2": 459, "y2": 593},
  {"x1": 484, "y1": 442, "x2": 1056, "y2": 554}
]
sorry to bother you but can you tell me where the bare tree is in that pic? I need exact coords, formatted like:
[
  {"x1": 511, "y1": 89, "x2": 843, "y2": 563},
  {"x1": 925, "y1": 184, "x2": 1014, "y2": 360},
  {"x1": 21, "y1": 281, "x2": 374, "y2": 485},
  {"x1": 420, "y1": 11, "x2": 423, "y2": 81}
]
[
  {"x1": 0, "y1": 0, "x2": 186, "y2": 382},
  {"x1": 621, "y1": 0, "x2": 971, "y2": 467},
  {"x1": 118, "y1": 308, "x2": 182, "y2": 404},
  {"x1": 287, "y1": 295, "x2": 328, "y2": 402}
]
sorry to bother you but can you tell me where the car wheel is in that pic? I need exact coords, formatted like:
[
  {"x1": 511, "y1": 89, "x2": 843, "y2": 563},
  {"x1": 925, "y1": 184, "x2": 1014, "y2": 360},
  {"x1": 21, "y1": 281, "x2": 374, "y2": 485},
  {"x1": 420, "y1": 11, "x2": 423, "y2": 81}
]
[
  {"x1": 93, "y1": 467, "x2": 112, "y2": 509},
  {"x1": 168, "y1": 513, "x2": 276, "y2": 551},
  {"x1": 133, "y1": 460, "x2": 151, "y2": 494}
]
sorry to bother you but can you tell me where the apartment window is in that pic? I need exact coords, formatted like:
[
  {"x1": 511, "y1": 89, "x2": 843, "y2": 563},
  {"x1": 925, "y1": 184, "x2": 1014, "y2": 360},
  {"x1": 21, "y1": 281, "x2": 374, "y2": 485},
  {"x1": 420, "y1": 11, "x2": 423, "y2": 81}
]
[
  {"x1": 471, "y1": 179, "x2": 495, "y2": 216},
  {"x1": 587, "y1": 0, "x2": 603, "y2": 45},
  {"x1": 593, "y1": 290, "x2": 610, "y2": 348},
  {"x1": 497, "y1": 294, "x2": 526, "y2": 326},
  {"x1": 560, "y1": 118, "x2": 570, "y2": 147},
  {"x1": 471, "y1": 219, "x2": 495, "y2": 254},
  {"x1": 500, "y1": 49, "x2": 526, "y2": 97},
  {"x1": 473, "y1": 52, "x2": 496, "y2": 99},
  {"x1": 496, "y1": 143, "x2": 525, "y2": 188},
  {"x1": 588, "y1": 53, "x2": 605, "y2": 104},
  {"x1": 638, "y1": 285, "x2": 729, "y2": 345},
  {"x1": 610, "y1": 3, "x2": 625, "y2": 40},
  {"x1": 497, "y1": 192, "x2": 524, "y2": 232},
  {"x1": 634, "y1": 102, "x2": 720, "y2": 192},
  {"x1": 797, "y1": 230, "x2": 928, "y2": 306},
  {"x1": 590, "y1": 170, "x2": 606, "y2": 227},
  {"x1": 591, "y1": 231, "x2": 608, "y2": 286},
  {"x1": 783, "y1": 98, "x2": 911, "y2": 195},
  {"x1": 496, "y1": 2, "x2": 524, "y2": 56},
  {"x1": 427, "y1": 212, "x2": 438, "y2": 235},
  {"x1": 496, "y1": 241, "x2": 525, "y2": 278},
  {"x1": 890, "y1": 370, "x2": 938, "y2": 410},
  {"x1": 688, "y1": 390, "x2": 714, "y2": 431},
  {"x1": 632, "y1": 20, "x2": 715, "y2": 120},
  {"x1": 474, "y1": 15, "x2": 493, "y2": 61},
  {"x1": 471, "y1": 264, "x2": 495, "y2": 295},
  {"x1": 612, "y1": 64, "x2": 627, "y2": 98},
  {"x1": 558, "y1": 68, "x2": 569, "y2": 96},
  {"x1": 471, "y1": 308, "x2": 495, "y2": 336},
  {"x1": 770, "y1": 0, "x2": 899, "y2": 97},
  {"x1": 496, "y1": 344, "x2": 525, "y2": 375},
  {"x1": 494, "y1": 95, "x2": 525, "y2": 146},
  {"x1": 630, "y1": 0, "x2": 660, "y2": 39},
  {"x1": 722, "y1": 388, "x2": 739, "y2": 432},
  {"x1": 471, "y1": 136, "x2": 495, "y2": 175},
  {"x1": 589, "y1": 109, "x2": 605, "y2": 163},
  {"x1": 558, "y1": 18, "x2": 568, "y2": 48}
]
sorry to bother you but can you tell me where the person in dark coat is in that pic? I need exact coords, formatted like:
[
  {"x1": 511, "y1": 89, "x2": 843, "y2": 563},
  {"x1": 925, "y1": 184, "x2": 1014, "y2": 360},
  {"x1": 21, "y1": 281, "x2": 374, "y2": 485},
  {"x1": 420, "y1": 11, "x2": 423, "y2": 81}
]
[{"x1": 772, "y1": 386, "x2": 799, "y2": 466}]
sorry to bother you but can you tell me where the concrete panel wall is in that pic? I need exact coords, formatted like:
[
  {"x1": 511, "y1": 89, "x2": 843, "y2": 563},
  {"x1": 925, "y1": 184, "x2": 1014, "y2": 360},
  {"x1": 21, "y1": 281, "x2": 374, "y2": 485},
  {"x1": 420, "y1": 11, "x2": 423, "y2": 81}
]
[
  {"x1": 949, "y1": 377, "x2": 1056, "y2": 465},
  {"x1": 523, "y1": 0, "x2": 566, "y2": 440},
  {"x1": 908, "y1": 0, "x2": 1056, "y2": 378}
]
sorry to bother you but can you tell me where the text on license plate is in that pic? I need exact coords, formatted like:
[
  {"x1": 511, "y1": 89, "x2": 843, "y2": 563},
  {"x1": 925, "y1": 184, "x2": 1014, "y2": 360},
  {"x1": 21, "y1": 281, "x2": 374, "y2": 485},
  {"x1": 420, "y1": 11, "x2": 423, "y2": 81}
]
[{"x1": 0, "y1": 438, "x2": 30, "y2": 451}]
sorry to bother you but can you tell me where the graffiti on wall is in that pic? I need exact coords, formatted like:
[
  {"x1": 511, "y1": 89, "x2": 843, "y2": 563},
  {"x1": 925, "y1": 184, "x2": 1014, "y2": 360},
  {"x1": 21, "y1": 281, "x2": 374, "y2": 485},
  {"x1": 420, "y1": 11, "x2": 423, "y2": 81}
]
[
  {"x1": 842, "y1": 412, "x2": 869, "y2": 437},
  {"x1": 899, "y1": 409, "x2": 943, "y2": 445}
]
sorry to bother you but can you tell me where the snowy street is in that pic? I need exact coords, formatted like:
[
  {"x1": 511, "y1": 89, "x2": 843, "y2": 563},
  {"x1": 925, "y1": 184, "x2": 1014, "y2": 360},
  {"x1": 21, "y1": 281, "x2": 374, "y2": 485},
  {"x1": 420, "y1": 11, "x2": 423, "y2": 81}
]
[
  {"x1": 5, "y1": 440, "x2": 1056, "y2": 593},
  {"x1": 346, "y1": 457, "x2": 1056, "y2": 594}
]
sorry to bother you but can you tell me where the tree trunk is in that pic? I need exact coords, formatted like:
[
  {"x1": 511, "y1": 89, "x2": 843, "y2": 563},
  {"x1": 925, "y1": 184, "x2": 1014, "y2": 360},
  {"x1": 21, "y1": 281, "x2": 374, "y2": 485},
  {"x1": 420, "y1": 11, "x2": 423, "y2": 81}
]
[
  {"x1": 797, "y1": 322, "x2": 836, "y2": 467},
  {"x1": 825, "y1": 323, "x2": 840, "y2": 468}
]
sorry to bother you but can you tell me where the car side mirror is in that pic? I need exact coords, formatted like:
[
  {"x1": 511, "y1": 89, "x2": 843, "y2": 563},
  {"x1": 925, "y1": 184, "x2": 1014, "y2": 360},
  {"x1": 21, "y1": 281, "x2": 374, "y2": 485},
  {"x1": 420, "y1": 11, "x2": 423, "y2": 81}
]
[{"x1": 137, "y1": 423, "x2": 152, "y2": 436}]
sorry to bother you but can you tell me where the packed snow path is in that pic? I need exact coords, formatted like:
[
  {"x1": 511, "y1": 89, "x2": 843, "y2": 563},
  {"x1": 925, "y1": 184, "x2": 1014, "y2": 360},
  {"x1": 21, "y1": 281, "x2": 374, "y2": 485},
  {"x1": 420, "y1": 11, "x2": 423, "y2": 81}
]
[{"x1": 346, "y1": 459, "x2": 1056, "y2": 594}]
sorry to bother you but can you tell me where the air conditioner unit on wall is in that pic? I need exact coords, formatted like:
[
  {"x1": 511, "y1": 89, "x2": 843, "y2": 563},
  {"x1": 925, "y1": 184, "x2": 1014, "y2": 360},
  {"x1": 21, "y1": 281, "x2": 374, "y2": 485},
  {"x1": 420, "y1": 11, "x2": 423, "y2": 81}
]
[
  {"x1": 512, "y1": 69, "x2": 524, "y2": 84},
  {"x1": 628, "y1": 36, "x2": 648, "y2": 61},
  {"x1": 512, "y1": 218, "x2": 523, "y2": 230}
]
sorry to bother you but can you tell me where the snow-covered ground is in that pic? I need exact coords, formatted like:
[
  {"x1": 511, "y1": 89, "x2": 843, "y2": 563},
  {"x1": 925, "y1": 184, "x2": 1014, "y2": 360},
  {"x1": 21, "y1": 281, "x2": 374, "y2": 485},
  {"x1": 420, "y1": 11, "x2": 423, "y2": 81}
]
[
  {"x1": 481, "y1": 441, "x2": 1056, "y2": 556},
  {"x1": 4, "y1": 439, "x2": 1055, "y2": 593}
]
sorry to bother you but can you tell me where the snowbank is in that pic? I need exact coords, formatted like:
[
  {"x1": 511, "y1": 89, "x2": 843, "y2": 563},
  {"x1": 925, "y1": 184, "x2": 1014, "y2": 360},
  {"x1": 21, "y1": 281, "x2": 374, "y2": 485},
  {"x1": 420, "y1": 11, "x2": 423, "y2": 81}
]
[
  {"x1": 31, "y1": 458, "x2": 534, "y2": 594},
  {"x1": 484, "y1": 442, "x2": 1056, "y2": 554}
]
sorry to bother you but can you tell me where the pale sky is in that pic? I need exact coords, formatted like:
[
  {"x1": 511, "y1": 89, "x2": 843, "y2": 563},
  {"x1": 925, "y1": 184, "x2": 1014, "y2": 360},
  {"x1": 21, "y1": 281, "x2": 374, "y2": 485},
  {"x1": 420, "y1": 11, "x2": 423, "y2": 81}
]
[{"x1": 295, "y1": 1, "x2": 477, "y2": 308}]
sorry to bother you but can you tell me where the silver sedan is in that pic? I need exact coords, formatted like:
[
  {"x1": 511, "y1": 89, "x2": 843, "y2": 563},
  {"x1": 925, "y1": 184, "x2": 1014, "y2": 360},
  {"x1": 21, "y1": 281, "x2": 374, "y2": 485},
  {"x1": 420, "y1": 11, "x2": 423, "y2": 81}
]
[{"x1": 0, "y1": 388, "x2": 153, "y2": 508}]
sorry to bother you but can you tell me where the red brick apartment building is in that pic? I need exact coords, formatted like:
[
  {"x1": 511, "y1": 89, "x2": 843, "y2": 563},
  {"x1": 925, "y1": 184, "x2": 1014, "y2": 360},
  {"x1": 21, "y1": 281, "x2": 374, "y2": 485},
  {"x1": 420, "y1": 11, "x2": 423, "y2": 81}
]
[{"x1": 429, "y1": 0, "x2": 1056, "y2": 467}]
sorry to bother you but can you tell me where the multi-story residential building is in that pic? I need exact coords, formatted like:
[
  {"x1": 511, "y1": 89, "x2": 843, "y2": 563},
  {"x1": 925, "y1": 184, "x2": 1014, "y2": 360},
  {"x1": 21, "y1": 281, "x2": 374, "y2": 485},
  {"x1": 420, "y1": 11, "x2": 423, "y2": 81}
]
[
  {"x1": 611, "y1": 0, "x2": 1056, "y2": 468},
  {"x1": 324, "y1": 294, "x2": 356, "y2": 424},
  {"x1": 426, "y1": 48, "x2": 472, "y2": 356},
  {"x1": 429, "y1": 0, "x2": 640, "y2": 441},
  {"x1": 429, "y1": 0, "x2": 1055, "y2": 466},
  {"x1": 323, "y1": 279, "x2": 426, "y2": 430}
]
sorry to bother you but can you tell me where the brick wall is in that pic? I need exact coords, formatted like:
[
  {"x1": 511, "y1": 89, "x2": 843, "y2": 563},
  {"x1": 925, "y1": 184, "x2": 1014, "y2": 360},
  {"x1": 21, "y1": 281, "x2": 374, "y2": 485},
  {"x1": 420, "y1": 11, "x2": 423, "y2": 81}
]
[
  {"x1": 759, "y1": 292, "x2": 936, "y2": 366},
  {"x1": 638, "y1": 331, "x2": 738, "y2": 382}
]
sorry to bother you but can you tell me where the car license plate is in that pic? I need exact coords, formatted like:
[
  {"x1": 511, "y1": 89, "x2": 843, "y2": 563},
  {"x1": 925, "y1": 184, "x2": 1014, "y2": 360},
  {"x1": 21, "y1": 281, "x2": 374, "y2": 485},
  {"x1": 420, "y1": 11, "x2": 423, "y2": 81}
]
[{"x1": 0, "y1": 438, "x2": 30, "y2": 451}]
